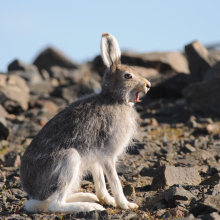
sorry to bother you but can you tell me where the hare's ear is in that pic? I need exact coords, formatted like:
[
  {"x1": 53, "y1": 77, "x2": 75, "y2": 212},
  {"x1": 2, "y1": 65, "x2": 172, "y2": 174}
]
[{"x1": 101, "y1": 33, "x2": 121, "y2": 68}]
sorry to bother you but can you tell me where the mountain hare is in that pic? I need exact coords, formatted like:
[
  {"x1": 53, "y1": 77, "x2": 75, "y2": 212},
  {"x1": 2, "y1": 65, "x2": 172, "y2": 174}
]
[{"x1": 20, "y1": 33, "x2": 151, "y2": 213}]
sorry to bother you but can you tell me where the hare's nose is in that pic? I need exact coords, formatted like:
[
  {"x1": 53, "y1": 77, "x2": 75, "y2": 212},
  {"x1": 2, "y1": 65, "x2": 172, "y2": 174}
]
[{"x1": 146, "y1": 81, "x2": 151, "y2": 90}]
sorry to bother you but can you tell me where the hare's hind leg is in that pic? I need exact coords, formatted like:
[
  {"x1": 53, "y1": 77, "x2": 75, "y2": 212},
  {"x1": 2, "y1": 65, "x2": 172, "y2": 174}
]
[
  {"x1": 66, "y1": 193, "x2": 99, "y2": 203},
  {"x1": 48, "y1": 149, "x2": 105, "y2": 213},
  {"x1": 91, "y1": 163, "x2": 116, "y2": 207},
  {"x1": 25, "y1": 199, "x2": 51, "y2": 213}
]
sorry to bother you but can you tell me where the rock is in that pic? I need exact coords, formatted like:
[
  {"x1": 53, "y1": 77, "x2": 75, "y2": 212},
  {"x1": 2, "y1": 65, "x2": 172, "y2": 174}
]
[
  {"x1": 33, "y1": 47, "x2": 78, "y2": 72},
  {"x1": 139, "y1": 167, "x2": 156, "y2": 177},
  {"x1": 51, "y1": 82, "x2": 95, "y2": 104},
  {"x1": 121, "y1": 51, "x2": 190, "y2": 73},
  {"x1": 176, "y1": 214, "x2": 200, "y2": 220},
  {"x1": 145, "y1": 190, "x2": 165, "y2": 206},
  {"x1": 123, "y1": 184, "x2": 135, "y2": 196},
  {"x1": 148, "y1": 73, "x2": 198, "y2": 99},
  {"x1": 0, "y1": 117, "x2": 10, "y2": 140},
  {"x1": 186, "y1": 116, "x2": 198, "y2": 128},
  {"x1": 0, "y1": 104, "x2": 9, "y2": 117},
  {"x1": 190, "y1": 203, "x2": 218, "y2": 218},
  {"x1": 169, "y1": 206, "x2": 188, "y2": 218},
  {"x1": 0, "y1": 74, "x2": 30, "y2": 112},
  {"x1": 151, "y1": 166, "x2": 201, "y2": 190},
  {"x1": 183, "y1": 76, "x2": 220, "y2": 116},
  {"x1": 132, "y1": 66, "x2": 159, "y2": 79},
  {"x1": 4, "y1": 151, "x2": 21, "y2": 167},
  {"x1": 203, "y1": 62, "x2": 220, "y2": 81},
  {"x1": 31, "y1": 99, "x2": 59, "y2": 115},
  {"x1": 8, "y1": 120, "x2": 42, "y2": 144},
  {"x1": 50, "y1": 64, "x2": 91, "y2": 84},
  {"x1": 60, "y1": 210, "x2": 109, "y2": 220},
  {"x1": 206, "y1": 124, "x2": 219, "y2": 134},
  {"x1": 199, "y1": 212, "x2": 220, "y2": 220},
  {"x1": 124, "y1": 213, "x2": 139, "y2": 220},
  {"x1": 8, "y1": 59, "x2": 38, "y2": 72},
  {"x1": 182, "y1": 144, "x2": 196, "y2": 153},
  {"x1": 185, "y1": 41, "x2": 212, "y2": 78},
  {"x1": 164, "y1": 185, "x2": 195, "y2": 207},
  {"x1": 92, "y1": 51, "x2": 189, "y2": 76},
  {"x1": 158, "y1": 211, "x2": 173, "y2": 219},
  {"x1": 8, "y1": 59, "x2": 43, "y2": 86},
  {"x1": 203, "y1": 194, "x2": 220, "y2": 211}
]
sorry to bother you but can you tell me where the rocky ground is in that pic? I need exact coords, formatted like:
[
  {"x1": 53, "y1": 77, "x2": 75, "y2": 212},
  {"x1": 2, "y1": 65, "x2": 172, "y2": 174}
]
[{"x1": 0, "y1": 40, "x2": 220, "y2": 219}]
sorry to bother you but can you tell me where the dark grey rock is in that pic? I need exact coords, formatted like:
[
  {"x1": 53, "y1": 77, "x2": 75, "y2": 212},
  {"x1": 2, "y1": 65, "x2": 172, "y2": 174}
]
[
  {"x1": 51, "y1": 82, "x2": 94, "y2": 104},
  {"x1": 203, "y1": 61, "x2": 220, "y2": 81},
  {"x1": 158, "y1": 211, "x2": 173, "y2": 219},
  {"x1": 4, "y1": 151, "x2": 20, "y2": 167},
  {"x1": 185, "y1": 41, "x2": 212, "y2": 78},
  {"x1": 33, "y1": 47, "x2": 78, "y2": 72},
  {"x1": 183, "y1": 76, "x2": 220, "y2": 116},
  {"x1": 164, "y1": 185, "x2": 195, "y2": 207},
  {"x1": 8, "y1": 59, "x2": 38, "y2": 72},
  {"x1": 199, "y1": 212, "x2": 220, "y2": 220},
  {"x1": 0, "y1": 117, "x2": 10, "y2": 140},
  {"x1": 59, "y1": 210, "x2": 109, "y2": 220},
  {"x1": 123, "y1": 184, "x2": 135, "y2": 196},
  {"x1": 200, "y1": 173, "x2": 220, "y2": 186},
  {"x1": 139, "y1": 167, "x2": 156, "y2": 177}
]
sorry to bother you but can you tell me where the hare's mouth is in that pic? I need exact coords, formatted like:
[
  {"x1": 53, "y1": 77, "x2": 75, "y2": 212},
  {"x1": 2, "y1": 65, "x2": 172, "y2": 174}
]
[{"x1": 135, "y1": 92, "x2": 140, "y2": 102}]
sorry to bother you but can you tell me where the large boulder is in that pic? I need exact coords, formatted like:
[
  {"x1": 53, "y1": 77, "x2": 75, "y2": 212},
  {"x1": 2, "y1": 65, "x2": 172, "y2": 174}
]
[
  {"x1": 49, "y1": 64, "x2": 91, "y2": 84},
  {"x1": 0, "y1": 74, "x2": 30, "y2": 112},
  {"x1": 148, "y1": 73, "x2": 197, "y2": 99},
  {"x1": 185, "y1": 41, "x2": 220, "y2": 78},
  {"x1": 92, "y1": 51, "x2": 189, "y2": 76},
  {"x1": 33, "y1": 47, "x2": 78, "y2": 72},
  {"x1": 8, "y1": 59, "x2": 43, "y2": 86},
  {"x1": 183, "y1": 76, "x2": 220, "y2": 116},
  {"x1": 121, "y1": 52, "x2": 190, "y2": 74},
  {"x1": 203, "y1": 61, "x2": 220, "y2": 81},
  {"x1": 51, "y1": 82, "x2": 96, "y2": 104}
]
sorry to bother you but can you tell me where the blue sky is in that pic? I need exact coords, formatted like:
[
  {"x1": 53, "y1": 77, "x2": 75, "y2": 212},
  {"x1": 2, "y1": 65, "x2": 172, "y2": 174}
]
[{"x1": 1, "y1": 0, "x2": 220, "y2": 72}]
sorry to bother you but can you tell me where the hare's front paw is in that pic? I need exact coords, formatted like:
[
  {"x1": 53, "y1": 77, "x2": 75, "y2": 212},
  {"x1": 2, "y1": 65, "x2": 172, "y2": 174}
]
[
  {"x1": 116, "y1": 200, "x2": 138, "y2": 209},
  {"x1": 104, "y1": 195, "x2": 116, "y2": 207}
]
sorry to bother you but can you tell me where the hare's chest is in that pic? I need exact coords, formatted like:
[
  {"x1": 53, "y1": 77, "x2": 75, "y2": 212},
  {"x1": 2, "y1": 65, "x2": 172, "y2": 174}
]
[{"x1": 113, "y1": 111, "x2": 137, "y2": 156}]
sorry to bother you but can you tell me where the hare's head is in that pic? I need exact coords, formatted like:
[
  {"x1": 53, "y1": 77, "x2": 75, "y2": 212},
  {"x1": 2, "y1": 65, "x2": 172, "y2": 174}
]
[{"x1": 101, "y1": 33, "x2": 151, "y2": 103}]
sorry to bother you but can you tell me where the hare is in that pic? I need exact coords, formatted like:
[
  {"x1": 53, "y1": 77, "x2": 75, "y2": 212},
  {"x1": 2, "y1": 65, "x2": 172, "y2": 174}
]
[{"x1": 20, "y1": 33, "x2": 151, "y2": 213}]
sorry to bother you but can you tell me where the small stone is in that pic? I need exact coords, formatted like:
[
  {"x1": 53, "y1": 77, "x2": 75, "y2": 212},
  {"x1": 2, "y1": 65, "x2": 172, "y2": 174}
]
[
  {"x1": 206, "y1": 124, "x2": 220, "y2": 134},
  {"x1": 139, "y1": 167, "x2": 156, "y2": 177},
  {"x1": 4, "y1": 151, "x2": 21, "y2": 167},
  {"x1": 169, "y1": 206, "x2": 187, "y2": 218},
  {"x1": 182, "y1": 144, "x2": 196, "y2": 153},
  {"x1": 123, "y1": 184, "x2": 135, "y2": 196}
]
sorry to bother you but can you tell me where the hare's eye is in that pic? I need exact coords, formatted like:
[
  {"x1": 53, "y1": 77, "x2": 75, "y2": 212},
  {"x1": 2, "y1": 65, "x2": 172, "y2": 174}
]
[{"x1": 124, "y1": 74, "x2": 132, "y2": 79}]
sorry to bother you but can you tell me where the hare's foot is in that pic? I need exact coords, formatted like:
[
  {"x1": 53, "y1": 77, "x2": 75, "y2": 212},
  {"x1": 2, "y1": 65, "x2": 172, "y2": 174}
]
[
  {"x1": 48, "y1": 202, "x2": 105, "y2": 212},
  {"x1": 116, "y1": 199, "x2": 138, "y2": 209},
  {"x1": 98, "y1": 194, "x2": 116, "y2": 207},
  {"x1": 66, "y1": 193, "x2": 99, "y2": 203}
]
